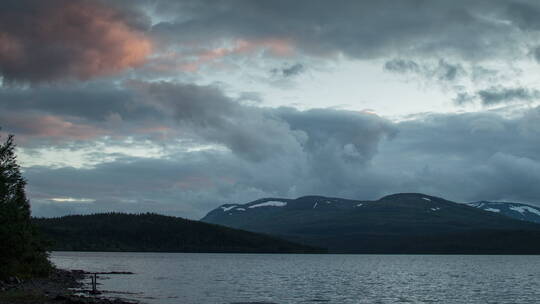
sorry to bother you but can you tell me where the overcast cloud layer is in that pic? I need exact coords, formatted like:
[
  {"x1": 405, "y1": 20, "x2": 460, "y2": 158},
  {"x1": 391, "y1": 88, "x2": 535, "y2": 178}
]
[{"x1": 1, "y1": 0, "x2": 540, "y2": 218}]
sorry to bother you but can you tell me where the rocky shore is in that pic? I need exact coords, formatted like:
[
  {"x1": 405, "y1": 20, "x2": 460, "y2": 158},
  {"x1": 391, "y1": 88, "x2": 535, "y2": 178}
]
[{"x1": 0, "y1": 269, "x2": 137, "y2": 304}]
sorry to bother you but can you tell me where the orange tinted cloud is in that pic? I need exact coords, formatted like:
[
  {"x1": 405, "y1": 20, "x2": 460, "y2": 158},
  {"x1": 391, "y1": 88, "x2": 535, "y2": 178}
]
[{"x1": 0, "y1": 0, "x2": 152, "y2": 83}]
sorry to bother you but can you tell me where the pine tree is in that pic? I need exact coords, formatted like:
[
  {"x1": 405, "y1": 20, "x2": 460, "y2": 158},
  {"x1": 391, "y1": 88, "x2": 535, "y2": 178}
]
[{"x1": 0, "y1": 133, "x2": 51, "y2": 279}]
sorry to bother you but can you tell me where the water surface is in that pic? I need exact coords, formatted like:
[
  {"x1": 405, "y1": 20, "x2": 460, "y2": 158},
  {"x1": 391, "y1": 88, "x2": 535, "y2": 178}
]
[{"x1": 51, "y1": 252, "x2": 540, "y2": 304}]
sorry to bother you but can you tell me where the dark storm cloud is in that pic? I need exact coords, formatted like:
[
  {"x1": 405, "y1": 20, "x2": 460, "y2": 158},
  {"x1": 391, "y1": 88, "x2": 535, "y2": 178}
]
[
  {"x1": 131, "y1": 81, "x2": 303, "y2": 162},
  {"x1": 126, "y1": 81, "x2": 396, "y2": 162},
  {"x1": 374, "y1": 108, "x2": 540, "y2": 203},
  {"x1": 0, "y1": 0, "x2": 152, "y2": 83},
  {"x1": 149, "y1": 0, "x2": 532, "y2": 61},
  {"x1": 1, "y1": 80, "x2": 395, "y2": 163},
  {"x1": 276, "y1": 108, "x2": 397, "y2": 162},
  {"x1": 455, "y1": 86, "x2": 540, "y2": 106}
]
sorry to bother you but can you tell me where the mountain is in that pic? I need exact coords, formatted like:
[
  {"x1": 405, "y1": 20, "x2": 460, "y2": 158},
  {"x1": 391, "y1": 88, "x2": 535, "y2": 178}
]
[
  {"x1": 33, "y1": 213, "x2": 324, "y2": 253},
  {"x1": 467, "y1": 201, "x2": 540, "y2": 224},
  {"x1": 201, "y1": 193, "x2": 540, "y2": 253}
]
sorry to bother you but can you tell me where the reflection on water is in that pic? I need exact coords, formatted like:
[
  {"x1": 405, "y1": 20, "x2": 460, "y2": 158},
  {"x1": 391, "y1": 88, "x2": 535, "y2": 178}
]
[{"x1": 51, "y1": 252, "x2": 540, "y2": 304}]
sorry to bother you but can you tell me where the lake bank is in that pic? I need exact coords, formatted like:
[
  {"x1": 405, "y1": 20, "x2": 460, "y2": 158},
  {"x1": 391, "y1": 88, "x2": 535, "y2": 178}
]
[{"x1": 0, "y1": 268, "x2": 136, "y2": 304}]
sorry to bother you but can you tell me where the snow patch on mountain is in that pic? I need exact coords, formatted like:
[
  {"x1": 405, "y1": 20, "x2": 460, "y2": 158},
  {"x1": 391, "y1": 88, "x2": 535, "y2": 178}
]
[
  {"x1": 249, "y1": 201, "x2": 287, "y2": 208},
  {"x1": 510, "y1": 206, "x2": 540, "y2": 216},
  {"x1": 221, "y1": 205, "x2": 238, "y2": 212},
  {"x1": 467, "y1": 202, "x2": 484, "y2": 208},
  {"x1": 467, "y1": 201, "x2": 540, "y2": 224}
]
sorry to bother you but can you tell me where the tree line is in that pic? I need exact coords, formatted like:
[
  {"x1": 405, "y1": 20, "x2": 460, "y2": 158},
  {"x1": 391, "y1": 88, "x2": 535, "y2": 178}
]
[
  {"x1": 34, "y1": 212, "x2": 324, "y2": 253},
  {"x1": 0, "y1": 133, "x2": 51, "y2": 279}
]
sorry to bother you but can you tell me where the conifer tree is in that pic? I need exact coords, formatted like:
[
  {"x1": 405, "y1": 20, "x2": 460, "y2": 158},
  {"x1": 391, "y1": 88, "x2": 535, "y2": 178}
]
[{"x1": 0, "y1": 133, "x2": 51, "y2": 279}]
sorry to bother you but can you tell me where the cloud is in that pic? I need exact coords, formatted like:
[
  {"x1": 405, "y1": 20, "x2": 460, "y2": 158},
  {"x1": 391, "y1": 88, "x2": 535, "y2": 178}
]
[
  {"x1": 384, "y1": 59, "x2": 420, "y2": 74},
  {"x1": 372, "y1": 108, "x2": 540, "y2": 203},
  {"x1": 144, "y1": 38, "x2": 295, "y2": 74},
  {"x1": 0, "y1": 79, "x2": 398, "y2": 217},
  {"x1": 6, "y1": 0, "x2": 540, "y2": 219},
  {"x1": 8, "y1": 80, "x2": 538, "y2": 218},
  {"x1": 384, "y1": 58, "x2": 466, "y2": 82},
  {"x1": 271, "y1": 63, "x2": 305, "y2": 78},
  {"x1": 1, "y1": 79, "x2": 395, "y2": 165},
  {"x1": 276, "y1": 108, "x2": 397, "y2": 163},
  {"x1": 0, "y1": 113, "x2": 107, "y2": 141},
  {"x1": 13, "y1": 81, "x2": 539, "y2": 218},
  {"x1": 0, "y1": 82, "x2": 169, "y2": 146},
  {"x1": 0, "y1": 0, "x2": 152, "y2": 83},
  {"x1": 505, "y1": 1, "x2": 540, "y2": 31},
  {"x1": 0, "y1": 83, "x2": 144, "y2": 121},
  {"x1": 25, "y1": 107, "x2": 540, "y2": 218},
  {"x1": 532, "y1": 46, "x2": 540, "y2": 63},
  {"x1": 130, "y1": 81, "x2": 396, "y2": 162},
  {"x1": 455, "y1": 86, "x2": 540, "y2": 106},
  {"x1": 23, "y1": 105, "x2": 397, "y2": 217},
  {"x1": 478, "y1": 87, "x2": 540, "y2": 105},
  {"x1": 150, "y1": 0, "x2": 530, "y2": 62}
]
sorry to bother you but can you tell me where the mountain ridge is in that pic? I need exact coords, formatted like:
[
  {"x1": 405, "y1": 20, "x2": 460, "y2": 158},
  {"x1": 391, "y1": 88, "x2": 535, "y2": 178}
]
[{"x1": 202, "y1": 193, "x2": 540, "y2": 253}]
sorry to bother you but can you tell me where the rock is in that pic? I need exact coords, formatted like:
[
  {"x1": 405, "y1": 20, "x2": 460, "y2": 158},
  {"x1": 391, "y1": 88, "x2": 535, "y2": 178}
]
[{"x1": 7, "y1": 276, "x2": 22, "y2": 284}]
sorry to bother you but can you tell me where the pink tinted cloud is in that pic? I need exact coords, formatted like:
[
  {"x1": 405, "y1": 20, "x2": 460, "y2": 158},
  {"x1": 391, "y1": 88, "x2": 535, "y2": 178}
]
[
  {"x1": 148, "y1": 38, "x2": 295, "y2": 73},
  {"x1": 0, "y1": 0, "x2": 152, "y2": 83},
  {"x1": 1, "y1": 113, "x2": 107, "y2": 143}
]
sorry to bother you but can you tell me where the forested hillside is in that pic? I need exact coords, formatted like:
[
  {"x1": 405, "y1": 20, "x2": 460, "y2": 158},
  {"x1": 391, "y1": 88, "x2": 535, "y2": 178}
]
[{"x1": 34, "y1": 213, "x2": 324, "y2": 253}]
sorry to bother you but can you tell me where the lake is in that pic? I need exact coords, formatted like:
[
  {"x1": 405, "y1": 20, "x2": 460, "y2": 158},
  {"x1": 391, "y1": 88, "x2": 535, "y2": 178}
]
[{"x1": 50, "y1": 252, "x2": 540, "y2": 304}]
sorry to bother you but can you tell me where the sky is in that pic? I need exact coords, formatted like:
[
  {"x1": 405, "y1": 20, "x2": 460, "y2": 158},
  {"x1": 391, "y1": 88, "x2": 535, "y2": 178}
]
[{"x1": 1, "y1": 0, "x2": 540, "y2": 219}]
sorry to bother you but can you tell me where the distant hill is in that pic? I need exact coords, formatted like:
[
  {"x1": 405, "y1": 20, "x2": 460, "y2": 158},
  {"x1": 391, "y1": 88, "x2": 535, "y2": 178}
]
[
  {"x1": 201, "y1": 193, "x2": 540, "y2": 254},
  {"x1": 33, "y1": 213, "x2": 324, "y2": 253},
  {"x1": 467, "y1": 201, "x2": 540, "y2": 224}
]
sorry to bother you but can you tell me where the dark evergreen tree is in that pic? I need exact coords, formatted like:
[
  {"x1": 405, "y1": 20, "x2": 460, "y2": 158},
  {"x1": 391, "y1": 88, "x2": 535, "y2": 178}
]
[{"x1": 0, "y1": 133, "x2": 51, "y2": 279}]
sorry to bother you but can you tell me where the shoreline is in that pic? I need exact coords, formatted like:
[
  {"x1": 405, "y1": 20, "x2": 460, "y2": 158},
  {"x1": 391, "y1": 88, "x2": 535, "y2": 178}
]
[{"x1": 0, "y1": 268, "x2": 138, "y2": 304}]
